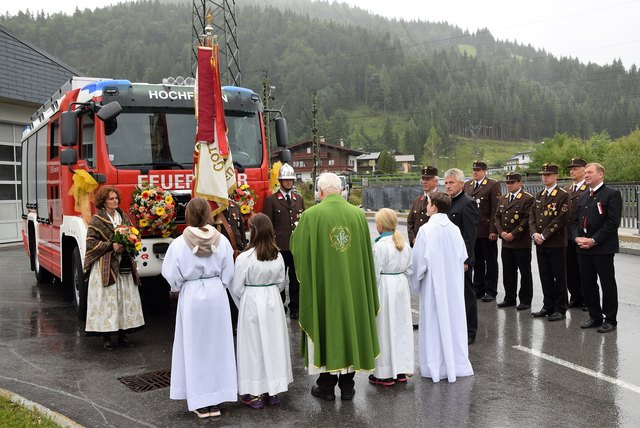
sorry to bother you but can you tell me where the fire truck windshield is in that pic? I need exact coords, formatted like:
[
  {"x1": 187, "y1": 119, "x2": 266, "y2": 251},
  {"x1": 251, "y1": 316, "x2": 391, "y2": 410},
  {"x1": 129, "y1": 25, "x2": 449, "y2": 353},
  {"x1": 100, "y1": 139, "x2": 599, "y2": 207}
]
[{"x1": 107, "y1": 109, "x2": 263, "y2": 169}]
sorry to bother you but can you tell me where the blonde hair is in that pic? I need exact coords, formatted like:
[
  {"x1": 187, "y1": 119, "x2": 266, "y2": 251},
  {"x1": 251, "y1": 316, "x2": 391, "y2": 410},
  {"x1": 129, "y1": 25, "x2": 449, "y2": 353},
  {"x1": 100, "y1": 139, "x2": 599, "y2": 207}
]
[{"x1": 375, "y1": 208, "x2": 405, "y2": 251}]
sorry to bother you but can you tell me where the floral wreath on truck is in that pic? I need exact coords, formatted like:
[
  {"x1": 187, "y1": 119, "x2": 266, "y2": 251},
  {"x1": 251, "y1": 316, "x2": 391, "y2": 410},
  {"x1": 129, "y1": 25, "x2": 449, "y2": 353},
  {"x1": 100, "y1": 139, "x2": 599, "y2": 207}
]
[
  {"x1": 130, "y1": 182, "x2": 177, "y2": 238},
  {"x1": 232, "y1": 183, "x2": 257, "y2": 227}
]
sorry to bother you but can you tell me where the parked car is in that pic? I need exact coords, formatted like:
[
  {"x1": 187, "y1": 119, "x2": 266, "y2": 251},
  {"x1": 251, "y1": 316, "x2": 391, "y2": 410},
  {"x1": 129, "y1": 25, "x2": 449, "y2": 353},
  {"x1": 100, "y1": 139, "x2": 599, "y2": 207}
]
[{"x1": 314, "y1": 175, "x2": 349, "y2": 203}]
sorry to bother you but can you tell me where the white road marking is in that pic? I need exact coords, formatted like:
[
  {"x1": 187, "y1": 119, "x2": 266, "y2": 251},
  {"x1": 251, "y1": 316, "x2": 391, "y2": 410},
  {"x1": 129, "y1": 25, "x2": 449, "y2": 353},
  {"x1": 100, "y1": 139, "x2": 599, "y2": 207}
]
[{"x1": 513, "y1": 345, "x2": 640, "y2": 395}]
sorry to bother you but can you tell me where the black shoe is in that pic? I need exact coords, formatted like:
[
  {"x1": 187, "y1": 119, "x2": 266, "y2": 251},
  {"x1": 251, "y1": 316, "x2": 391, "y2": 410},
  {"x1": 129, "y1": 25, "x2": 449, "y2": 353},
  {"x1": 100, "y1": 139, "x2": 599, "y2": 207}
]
[
  {"x1": 516, "y1": 303, "x2": 531, "y2": 310},
  {"x1": 103, "y1": 334, "x2": 114, "y2": 351},
  {"x1": 548, "y1": 312, "x2": 566, "y2": 322},
  {"x1": 581, "y1": 306, "x2": 589, "y2": 312},
  {"x1": 340, "y1": 389, "x2": 355, "y2": 401},
  {"x1": 567, "y1": 300, "x2": 584, "y2": 309},
  {"x1": 497, "y1": 300, "x2": 516, "y2": 308},
  {"x1": 580, "y1": 318, "x2": 603, "y2": 329},
  {"x1": 311, "y1": 386, "x2": 335, "y2": 401},
  {"x1": 290, "y1": 312, "x2": 298, "y2": 320},
  {"x1": 532, "y1": 308, "x2": 551, "y2": 318},
  {"x1": 118, "y1": 333, "x2": 135, "y2": 348},
  {"x1": 482, "y1": 293, "x2": 495, "y2": 302},
  {"x1": 475, "y1": 293, "x2": 484, "y2": 299},
  {"x1": 597, "y1": 322, "x2": 617, "y2": 333},
  {"x1": 468, "y1": 336, "x2": 476, "y2": 345}
]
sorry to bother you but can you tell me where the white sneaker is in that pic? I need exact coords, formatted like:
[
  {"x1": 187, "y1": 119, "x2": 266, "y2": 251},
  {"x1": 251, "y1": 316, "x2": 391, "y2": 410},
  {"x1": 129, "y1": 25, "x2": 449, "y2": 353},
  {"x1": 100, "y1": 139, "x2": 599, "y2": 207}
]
[{"x1": 192, "y1": 407, "x2": 210, "y2": 418}]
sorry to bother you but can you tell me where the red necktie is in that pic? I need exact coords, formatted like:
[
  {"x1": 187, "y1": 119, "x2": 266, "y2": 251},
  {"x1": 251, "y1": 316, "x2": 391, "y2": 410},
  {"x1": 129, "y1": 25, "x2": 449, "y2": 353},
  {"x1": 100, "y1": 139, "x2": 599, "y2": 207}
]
[{"x1": 589, "y1": 189, "x2": 594, "y2": 197}]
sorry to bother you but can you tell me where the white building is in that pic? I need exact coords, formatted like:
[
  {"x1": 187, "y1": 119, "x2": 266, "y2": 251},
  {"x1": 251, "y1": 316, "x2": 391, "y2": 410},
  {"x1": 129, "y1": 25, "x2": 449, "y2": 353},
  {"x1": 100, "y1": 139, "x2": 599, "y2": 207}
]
[{"x1": 504, "y1": 151, "x2": 533, "y2": 172}]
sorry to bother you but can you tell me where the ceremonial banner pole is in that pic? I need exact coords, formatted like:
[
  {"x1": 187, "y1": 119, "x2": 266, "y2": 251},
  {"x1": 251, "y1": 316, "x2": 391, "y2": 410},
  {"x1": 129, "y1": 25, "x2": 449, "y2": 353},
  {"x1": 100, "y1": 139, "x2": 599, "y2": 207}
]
[{"x1": 192, "y1": 13, "x2": 236, "y2": 216}]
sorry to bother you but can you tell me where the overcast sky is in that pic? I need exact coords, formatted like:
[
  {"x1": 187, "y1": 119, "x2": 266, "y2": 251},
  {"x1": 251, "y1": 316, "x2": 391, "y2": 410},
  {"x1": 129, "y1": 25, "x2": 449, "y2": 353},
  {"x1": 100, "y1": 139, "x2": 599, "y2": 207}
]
[{"x1": 3, "y1": 0, "x2": 639, "y2": 67}]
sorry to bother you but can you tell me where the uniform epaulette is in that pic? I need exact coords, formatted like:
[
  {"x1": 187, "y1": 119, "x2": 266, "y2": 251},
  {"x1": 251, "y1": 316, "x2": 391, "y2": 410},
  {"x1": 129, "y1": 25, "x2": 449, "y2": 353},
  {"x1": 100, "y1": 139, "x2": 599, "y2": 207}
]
[
  {"x1": 523, "y1": 191, "x2": 533, "y2": 197},
  {"x1": 557, "y1": 187, "x2": 568, "y2": 193}
]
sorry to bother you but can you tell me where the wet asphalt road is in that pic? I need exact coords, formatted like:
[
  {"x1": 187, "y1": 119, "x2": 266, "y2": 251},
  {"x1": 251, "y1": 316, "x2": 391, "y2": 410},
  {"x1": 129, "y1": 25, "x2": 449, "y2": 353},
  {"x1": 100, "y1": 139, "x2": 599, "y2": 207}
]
[{"x1": 1, "y1": 223, "x2": 640, "y2": 427}]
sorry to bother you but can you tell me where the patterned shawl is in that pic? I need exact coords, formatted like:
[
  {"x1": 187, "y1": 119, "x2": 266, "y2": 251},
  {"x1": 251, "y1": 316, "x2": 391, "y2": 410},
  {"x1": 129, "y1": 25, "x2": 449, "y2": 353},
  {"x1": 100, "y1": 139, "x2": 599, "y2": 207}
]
[{"x1": 84, "y1": 208, "x2": 141, "y2": 287}]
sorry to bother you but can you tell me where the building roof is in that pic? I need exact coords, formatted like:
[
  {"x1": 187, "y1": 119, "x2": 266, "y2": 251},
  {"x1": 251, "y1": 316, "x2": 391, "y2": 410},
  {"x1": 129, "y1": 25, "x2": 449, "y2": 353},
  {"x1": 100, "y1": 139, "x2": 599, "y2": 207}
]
[
  {"x1": 0, "y1": 24, "x2": 81, "y2": 105},
  {"x1": 357, "y1": 152, "x2": 380, "y2": 161},
  {"x1": 277, "y1": 140, "x2": 366, "y2": 156},
  {"x1": 394, "y1": 154, "x2": 415, "y2": 162}
]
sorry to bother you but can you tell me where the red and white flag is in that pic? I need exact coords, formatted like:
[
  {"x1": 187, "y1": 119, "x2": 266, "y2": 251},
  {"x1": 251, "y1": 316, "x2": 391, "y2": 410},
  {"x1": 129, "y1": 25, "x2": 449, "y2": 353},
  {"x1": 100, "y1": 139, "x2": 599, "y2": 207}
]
[{"x1": 192, "y1": 44, "x2": 236, "y2": 216}]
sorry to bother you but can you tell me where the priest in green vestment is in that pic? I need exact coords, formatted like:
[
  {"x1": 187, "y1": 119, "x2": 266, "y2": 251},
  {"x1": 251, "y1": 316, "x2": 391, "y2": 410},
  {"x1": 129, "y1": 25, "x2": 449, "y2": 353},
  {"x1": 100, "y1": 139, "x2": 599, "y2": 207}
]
[{"x1": 291, "y1": 172, "x2": 380, "y2": 401}]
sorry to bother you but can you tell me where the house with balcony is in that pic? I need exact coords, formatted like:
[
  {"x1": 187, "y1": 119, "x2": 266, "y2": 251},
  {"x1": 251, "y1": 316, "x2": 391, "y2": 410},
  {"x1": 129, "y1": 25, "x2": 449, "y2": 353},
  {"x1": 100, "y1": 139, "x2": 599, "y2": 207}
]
[
  {"x1": 504, "y1": 151, "x2": 533, "y2": 172},
  {"x1": 270, "y1": 139, "x2": 364, "y2": 181}
]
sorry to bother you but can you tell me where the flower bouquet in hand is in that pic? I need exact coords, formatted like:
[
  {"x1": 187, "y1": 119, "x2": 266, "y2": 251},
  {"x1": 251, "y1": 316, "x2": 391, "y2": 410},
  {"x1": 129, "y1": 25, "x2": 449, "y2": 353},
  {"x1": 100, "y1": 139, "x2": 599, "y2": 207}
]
[
  {"x1": 113, "y1": 225, "x2": 142, "y2": 256},
  {"x1": 232, "y1": 184, "x2": 257, "y2": 226},
  {"x1": 130, "y1": 183, "x2": 176, "y2": 238}
]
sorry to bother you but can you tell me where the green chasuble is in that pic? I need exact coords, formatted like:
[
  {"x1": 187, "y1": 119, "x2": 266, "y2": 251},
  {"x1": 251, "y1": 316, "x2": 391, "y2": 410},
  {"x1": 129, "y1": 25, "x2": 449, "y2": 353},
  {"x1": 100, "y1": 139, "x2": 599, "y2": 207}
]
[{"x1": 291, "y1": 193, "x2": 380, "y2": 371}]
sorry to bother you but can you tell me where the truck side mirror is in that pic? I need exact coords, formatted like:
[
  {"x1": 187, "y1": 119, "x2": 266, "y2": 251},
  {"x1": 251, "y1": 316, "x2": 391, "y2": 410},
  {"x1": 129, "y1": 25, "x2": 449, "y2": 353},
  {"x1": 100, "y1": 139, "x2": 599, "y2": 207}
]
[
  {"x1": 59, "y1": 148, "x2": 77, "y2": 166},
  {"x1": 274, "y1": 117, "x2": 288, "y2": 148},
  {"x1": 61, "y1": 110, "x2": 80, "y2": 147},
  {"x1": 280, "y1": 148, "x2": 291, "y2": 163},
  {"x1": 97, "y1": 101, "x2": 122, "y2": 136},
  {"x1": 97, "y1": 101, "x2": 122, "y2": 122}
]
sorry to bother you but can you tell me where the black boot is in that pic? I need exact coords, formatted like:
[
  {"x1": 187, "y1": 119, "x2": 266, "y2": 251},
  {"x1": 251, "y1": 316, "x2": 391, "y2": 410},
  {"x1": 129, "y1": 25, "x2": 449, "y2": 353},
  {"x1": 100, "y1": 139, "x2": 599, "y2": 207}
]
[
  {"x1": 103, "y1": 333, "x2": 114, "y2": 351},
  {"x1": 118, "y1": 331, "x2": 135, "y2": 348}
]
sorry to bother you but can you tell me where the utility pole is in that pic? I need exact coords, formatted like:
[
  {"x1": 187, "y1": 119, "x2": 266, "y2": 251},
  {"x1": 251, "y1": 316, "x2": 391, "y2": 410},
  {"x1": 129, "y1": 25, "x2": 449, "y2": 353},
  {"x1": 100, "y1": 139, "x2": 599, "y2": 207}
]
[
  {"x1": 311, "y1": 91, "x2": 319, "y2": 186},
  {"x1": 191, "y1": 0, "x2": 241, "y2": 86},
  {"x1": 262, "y1": 70, "x2": 271, "y2": 164},
  {"x1": 466, "y1": 120, "x2": 491, "y2": 160}
]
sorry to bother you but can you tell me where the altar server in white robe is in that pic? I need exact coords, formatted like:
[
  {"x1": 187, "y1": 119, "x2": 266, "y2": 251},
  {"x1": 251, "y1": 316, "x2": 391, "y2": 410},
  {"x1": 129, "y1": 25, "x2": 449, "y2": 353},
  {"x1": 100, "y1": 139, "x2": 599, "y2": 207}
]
[
  {"x1": 231, "y1": 213, "x2": 293, "y2": 409},
  {"x1": 411, "y1": 191, "x2": 474, "y2": 383},
  {"x1": 369, "y1": 208, "x2": 414, "y2": 387},
  {"x1": 162, "y1": 198, "x2": 237, "y2": 419}
]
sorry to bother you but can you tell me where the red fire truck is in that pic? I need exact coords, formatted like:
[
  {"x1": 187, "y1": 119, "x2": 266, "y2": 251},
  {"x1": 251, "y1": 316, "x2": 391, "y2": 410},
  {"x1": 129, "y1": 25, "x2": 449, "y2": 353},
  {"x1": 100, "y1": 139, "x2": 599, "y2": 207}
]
[{"x1": 21, "y1": 77, "x2": 288, "y2": 318}]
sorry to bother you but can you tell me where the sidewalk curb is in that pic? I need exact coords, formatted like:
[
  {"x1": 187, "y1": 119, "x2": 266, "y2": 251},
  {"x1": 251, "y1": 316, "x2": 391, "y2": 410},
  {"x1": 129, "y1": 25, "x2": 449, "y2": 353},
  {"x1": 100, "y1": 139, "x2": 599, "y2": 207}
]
[{"x1": 0, "y1": 387, "x2": 83, "y2": 428}]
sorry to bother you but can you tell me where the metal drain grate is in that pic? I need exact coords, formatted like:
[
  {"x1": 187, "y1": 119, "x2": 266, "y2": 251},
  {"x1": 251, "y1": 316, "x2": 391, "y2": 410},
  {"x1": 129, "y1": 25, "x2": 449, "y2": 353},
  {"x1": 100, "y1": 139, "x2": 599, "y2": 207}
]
[{"x1": 118, "y1": 368, "x2": 171, "y2": 392}]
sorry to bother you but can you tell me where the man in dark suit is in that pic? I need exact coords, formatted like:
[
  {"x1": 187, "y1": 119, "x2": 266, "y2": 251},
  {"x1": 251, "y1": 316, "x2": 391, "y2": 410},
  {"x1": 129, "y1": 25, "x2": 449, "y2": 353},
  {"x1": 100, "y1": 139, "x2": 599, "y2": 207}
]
[
  {"x1": 262, "y1": 163, "x2": 306, "y2": 319},
  {"x1": 463, "y1": 161, "x2": 501, "y2": 302},
  {"x1": 407, "y1": 166, "x2": 438, "y2": 247},
  {"x1": 494, "y1": 172, "x2": 534, "y2": 310},
  {"x1": 529, "y1": 163, "x2": 570, "y2": 322},
  {"x1": 565, "y1": 158, "x2": 588, "y2": 311},
  {"x1": 444, "y1": 168, "x2": 479, "y2": 344},
  {"x1": 572, "y1": 163, "x2": 622, "y2": 333}
]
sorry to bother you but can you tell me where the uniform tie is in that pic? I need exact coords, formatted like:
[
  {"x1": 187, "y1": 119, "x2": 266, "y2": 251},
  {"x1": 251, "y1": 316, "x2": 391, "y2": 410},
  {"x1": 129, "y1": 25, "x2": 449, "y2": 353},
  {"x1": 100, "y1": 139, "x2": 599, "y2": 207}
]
[
  {"x1": 573, "y1": 184, "x2": 578, "y2": 193},
  {"x1": 474, "y1": 181, "x2": 479, "y2": 190},
  {"x1": 286, "y1": 194, "x2": 291, "y2": 205},
  {"x1": 509, "y1": 193, "x2": 514, "y2": 204}
]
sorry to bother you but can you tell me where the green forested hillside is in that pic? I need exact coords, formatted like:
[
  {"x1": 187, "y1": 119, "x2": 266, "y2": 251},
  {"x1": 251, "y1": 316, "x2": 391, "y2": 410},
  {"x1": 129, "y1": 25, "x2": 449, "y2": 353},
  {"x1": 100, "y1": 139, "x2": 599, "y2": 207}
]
[{"x1": 2, "y1": 0, "x2": 640, "y2": 170}]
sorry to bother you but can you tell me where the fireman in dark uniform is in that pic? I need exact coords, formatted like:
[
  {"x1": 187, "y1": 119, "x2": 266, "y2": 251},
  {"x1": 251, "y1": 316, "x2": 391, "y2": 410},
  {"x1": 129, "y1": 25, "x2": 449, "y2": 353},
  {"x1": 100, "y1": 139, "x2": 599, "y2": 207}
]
[
  {"x1": 565, "y1": 157, "x2": 588, "y2": 311},
  {"x1": 463, "y1": 160, "x2": 501, "y2": 302},
  {"x1": 529, "y1": 163, "x2": 570, "y2": 321},
  {"x1": 263, "y1": 163, "x2": 306, "y2": 319},
  {"x1": 407, "y1": 166, "x2": 438, "y2": 246},
  {"x1": 212, "y1": 199, "x2": 248, "y2": 332},
  {"x1": 494, "y1": 172, "x2": 534, "y2": 310}
]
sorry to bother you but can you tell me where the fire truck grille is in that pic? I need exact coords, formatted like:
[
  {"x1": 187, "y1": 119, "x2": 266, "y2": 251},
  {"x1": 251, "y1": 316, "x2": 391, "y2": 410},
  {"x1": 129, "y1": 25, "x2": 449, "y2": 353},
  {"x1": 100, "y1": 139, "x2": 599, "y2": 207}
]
[
  {"x1": 171, "y1": 192, "x2": 191, "y2": 224},
  {"x1": 118, "y1": 368, "x2": 171, "y2": 393}
]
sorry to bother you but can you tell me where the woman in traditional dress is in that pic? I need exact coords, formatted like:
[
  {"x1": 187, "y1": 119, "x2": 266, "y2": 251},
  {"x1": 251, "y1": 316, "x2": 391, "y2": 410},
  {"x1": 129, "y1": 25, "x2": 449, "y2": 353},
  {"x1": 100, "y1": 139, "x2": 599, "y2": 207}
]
[
  {"x1": 230, "y1": 213, "x2": 292, "y2": 409},
  {"x1": 162, "y1": 198, "x2": 237, "y2": 418},
  {"x1": 85, "y1": 185, "x2": 144, "y2": 350},
  {"x1": 369, "y1": 208, "x2": 414, "y2": 387}
]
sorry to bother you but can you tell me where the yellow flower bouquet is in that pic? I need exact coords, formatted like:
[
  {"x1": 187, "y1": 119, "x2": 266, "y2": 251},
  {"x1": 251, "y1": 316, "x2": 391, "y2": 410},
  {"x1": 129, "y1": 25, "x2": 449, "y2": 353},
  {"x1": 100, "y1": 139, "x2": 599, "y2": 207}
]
[
  {"x1": 232, "y1": 183, "x2": 257, "y2": 224},
  {"x1": 113, "y1": 225, "x2": 142, "y2": 256},
  {"x1": 130, "y1": 183, "x2": 176, "y2": 238}
]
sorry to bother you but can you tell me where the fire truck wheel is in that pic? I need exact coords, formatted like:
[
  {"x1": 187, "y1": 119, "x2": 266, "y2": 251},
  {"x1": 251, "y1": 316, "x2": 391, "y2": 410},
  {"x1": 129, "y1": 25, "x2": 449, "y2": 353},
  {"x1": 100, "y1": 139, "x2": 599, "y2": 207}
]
[
  {"x1": 30, "y1": 228, "x2": 53, "y2": 283},
  {"x1": 72, "y1": 247, "x2": 88, "y2": 321}
]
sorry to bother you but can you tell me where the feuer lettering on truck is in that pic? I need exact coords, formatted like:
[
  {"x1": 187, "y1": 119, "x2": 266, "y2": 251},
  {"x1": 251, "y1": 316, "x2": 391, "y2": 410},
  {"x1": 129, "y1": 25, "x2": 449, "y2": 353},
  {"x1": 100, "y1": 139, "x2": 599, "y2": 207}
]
[
  {"x1": 138, "y1": 172, "x2": 248, "y2": 190},
  {"x1": 148, "y1": 90, "x2": 194, "y2": 100}
]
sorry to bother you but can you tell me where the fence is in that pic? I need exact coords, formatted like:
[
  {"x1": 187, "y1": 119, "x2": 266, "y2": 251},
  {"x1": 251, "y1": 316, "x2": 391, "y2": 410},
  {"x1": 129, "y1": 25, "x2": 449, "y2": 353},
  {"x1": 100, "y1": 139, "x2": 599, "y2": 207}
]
[{"x1": 362, "y1": 179, "x2": 640, "y2": 231}]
